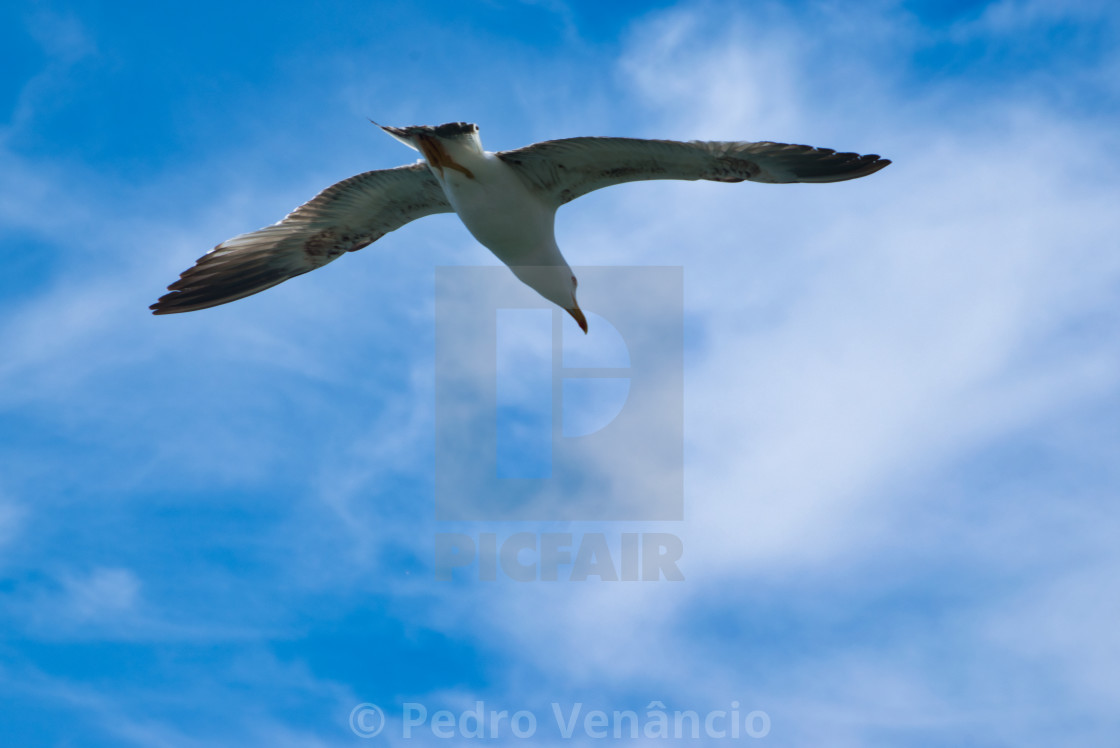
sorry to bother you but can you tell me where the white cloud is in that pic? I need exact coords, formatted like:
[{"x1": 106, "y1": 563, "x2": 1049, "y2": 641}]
[
  {"x1": 618, "y1": 6, "x2": 803, "y2": 137},
  {"x1": 983, "y1": 545, "x2": 1120, "y2": 708},
  {"x1": 2, "y1": 10, "x2": 97, "y2": 144},
  {"x1": 962, "y1": 0, "x2": 1116, "y2": 35},
  {"x1": 0, "y1": 495, "x2": 26, "y2": 555},
  {"x1": 4, "y1": 1, "x2": 1120, "y2": 744},
  {"x1": 353, "y1": 5, "x2": 1120, "y2": 741},
  {"x1": 60, "y1": 567, "x2": 142, "y2": 621}
]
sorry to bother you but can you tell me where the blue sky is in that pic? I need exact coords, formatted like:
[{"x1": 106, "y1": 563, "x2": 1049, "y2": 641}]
[{"x1": 2, "y1": 0, "x2": 1120, "y2": 745}]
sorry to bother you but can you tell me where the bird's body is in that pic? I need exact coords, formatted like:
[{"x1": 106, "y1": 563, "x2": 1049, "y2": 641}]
[
  {"x1": 433, "y1": 141, "x2": 559, "y2": 268},
  {"x1": 152, "y1": 121, "x2": 890, "y2": 331}
]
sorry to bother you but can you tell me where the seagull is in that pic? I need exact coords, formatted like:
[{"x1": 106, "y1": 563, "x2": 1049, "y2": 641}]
[{"x1": 151, "y1": 122, "x2": 890, "y2": 331}]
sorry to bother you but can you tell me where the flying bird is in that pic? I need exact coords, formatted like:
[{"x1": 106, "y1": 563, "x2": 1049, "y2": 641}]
[{"x1": 151, "y1": 122, "x2": 890, "y2": 331}]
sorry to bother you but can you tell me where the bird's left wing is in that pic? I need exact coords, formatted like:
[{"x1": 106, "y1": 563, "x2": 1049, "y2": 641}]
[
  {"x1": 497, "y1": 137, "x2": 890, "y2": 208},
  {"x1": 151, "y1": 162, "x2": 450, "y2": 314}
]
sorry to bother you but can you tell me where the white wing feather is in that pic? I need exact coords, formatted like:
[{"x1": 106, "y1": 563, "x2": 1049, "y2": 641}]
[
  {"x1": 152, "y1": 163, "x2": 451, "y2": 314},
  {"x1": 497, "y1": 137, "x2": 890, "y2": 208}
]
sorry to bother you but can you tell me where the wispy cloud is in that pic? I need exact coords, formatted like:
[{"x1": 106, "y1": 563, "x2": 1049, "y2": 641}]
[
  {"x1": 2, "y1": 0, "x2": 1119, "y2": 745},
  {"x1": 330, "y1": 5, "x2": 1120, "y2": 744},
  {"x1": 60, "y1": 566, "x2": 142, "y2": 621},
  {"x1": 0, "y1": 494, "x2": 25, "y2": 555}
]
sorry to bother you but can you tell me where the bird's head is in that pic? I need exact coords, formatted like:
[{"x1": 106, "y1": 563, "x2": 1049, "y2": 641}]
[{"x1": 510, "y1": 265, "x2": 587, "y2": 334}]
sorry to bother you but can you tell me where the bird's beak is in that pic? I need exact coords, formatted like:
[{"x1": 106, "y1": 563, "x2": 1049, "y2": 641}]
[
  {"x1": 371, "y1": 120, "x2": 419, "y2": 151},
  {"x1": 567, "y1": 305, "x2": 588, "y2": 334}
]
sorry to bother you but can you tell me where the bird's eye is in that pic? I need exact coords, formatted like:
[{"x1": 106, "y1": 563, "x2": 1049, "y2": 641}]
[{"x1": 571, "y1": 275, "x2": 577, "y2": 288}]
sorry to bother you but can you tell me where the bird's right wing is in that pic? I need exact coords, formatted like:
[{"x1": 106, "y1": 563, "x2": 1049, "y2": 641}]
[
  {"x1": 497, "y1": 137, "x2": 890, "y2": 208},
  {"x1": 151, "y1": 162, "x2": 451, "y2": 314}
]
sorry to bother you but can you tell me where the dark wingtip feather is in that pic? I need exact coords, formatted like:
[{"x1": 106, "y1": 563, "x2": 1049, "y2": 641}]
[
  {"x1": 149, "y1": 269, "x2": 299, "y2": 314},
  {"x1": 148, "y1": 248, "x2": 307, "y2": 315},
  {"x1": 792, "y1": 150, "x2": 892, "y2": 182}
]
